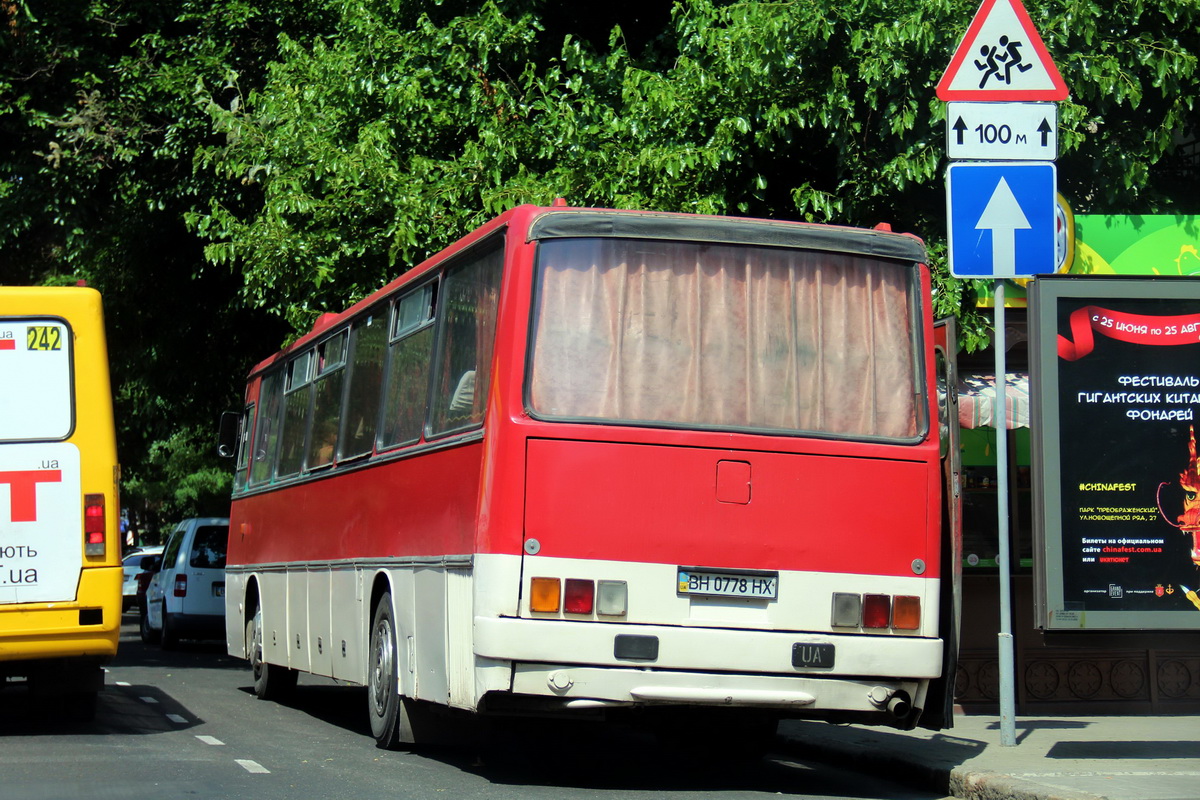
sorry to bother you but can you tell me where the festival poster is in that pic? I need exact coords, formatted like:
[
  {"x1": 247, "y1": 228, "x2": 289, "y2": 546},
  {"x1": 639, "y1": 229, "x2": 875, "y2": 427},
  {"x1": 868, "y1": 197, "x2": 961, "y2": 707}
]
[{"x1": 1040, "y1": 280, "x2": 1200, "y2": 627}]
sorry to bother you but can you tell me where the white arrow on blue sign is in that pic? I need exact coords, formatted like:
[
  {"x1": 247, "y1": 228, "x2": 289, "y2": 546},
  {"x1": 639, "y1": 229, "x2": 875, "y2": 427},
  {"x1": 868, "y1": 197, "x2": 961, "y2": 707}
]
[{"x1": 946, "y1": 161, "x2": 1057, "y2": 278}]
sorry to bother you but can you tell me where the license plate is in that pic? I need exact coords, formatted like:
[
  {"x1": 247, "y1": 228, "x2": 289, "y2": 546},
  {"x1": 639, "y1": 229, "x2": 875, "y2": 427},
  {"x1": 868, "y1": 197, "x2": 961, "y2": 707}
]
[
  {"x1": 677, "y1": 569, "x2": 778, "y2": 599},
  {"x1": 792, "y1": 642, "x2": 835, "y2": 669}
]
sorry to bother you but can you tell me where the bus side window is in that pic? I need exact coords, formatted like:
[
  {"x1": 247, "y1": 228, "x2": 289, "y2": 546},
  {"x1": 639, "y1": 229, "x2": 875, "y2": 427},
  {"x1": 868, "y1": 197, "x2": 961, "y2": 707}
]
[
  {"x1": 277, "y1": 350, "x2": 314, "y2": 478},
  {"x1": 339, "y1": 311, "x2": 387, "y2": 461},
  {"x1": 249, "y1": 371, "x2": 284, "y2": 486},
  {"x1": 233, "y1": 403, "x2": 255, "y2": 491},
  {"x1": 308, "y1": 330, "x2": 347, "y2": 470},
  {"x1": 429, "y1": 243, "x2": 503, "y2": 436},
  {"x1": 380, "y1": 283, "x2": 436, "y2": 449}
]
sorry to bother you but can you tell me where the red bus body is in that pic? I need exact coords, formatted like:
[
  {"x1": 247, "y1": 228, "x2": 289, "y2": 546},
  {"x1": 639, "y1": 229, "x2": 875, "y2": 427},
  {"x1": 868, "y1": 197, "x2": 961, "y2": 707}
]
[{"x1": 225, "y1": 205, "x2": 955, "y2": 745}]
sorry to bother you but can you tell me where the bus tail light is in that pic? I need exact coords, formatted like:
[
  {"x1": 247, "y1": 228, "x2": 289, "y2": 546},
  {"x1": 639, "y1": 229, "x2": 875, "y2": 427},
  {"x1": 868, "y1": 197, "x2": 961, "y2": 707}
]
[
  {"x1": 597, "y1": 580, "x2": 627, "y2": 616},
  {"x1": 84, "y1": 494, "x2": 106, "y2": 556},
  {"x1": 174, "y1": 573, "x2": 188, "y2": 597},
  {"x1": 564, "y1": 579, "x2": 594, "y2": 614},
  {"x1": 831, "y1": 593, "x2": 862, "y2": 627},
  {"x1": 530, "y1": 577, "x2": 560, "y2": 612},
  {"x1": 892, "y1": 596, "x2": 921, "y2": 630},
  {"x1": 862, "y1": 594, "x2": 892, "y2": 629},
  {"x1": 832, "y1": 592, "x2": 922, "y2": 631}
]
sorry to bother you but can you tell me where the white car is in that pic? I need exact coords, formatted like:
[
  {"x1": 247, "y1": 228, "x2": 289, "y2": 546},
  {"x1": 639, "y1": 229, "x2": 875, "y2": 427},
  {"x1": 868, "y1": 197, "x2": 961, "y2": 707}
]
[
  {"x1": 140, "y1": 518, "x2": 229, "y2": 648},
  {"x1": 121, "y1": 546, "x2": 163, "y2": 611}
]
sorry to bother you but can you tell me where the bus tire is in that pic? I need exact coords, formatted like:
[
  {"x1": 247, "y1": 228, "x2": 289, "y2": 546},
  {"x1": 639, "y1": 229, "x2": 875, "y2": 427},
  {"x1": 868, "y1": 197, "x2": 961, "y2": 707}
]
[
  {"x1": 139, "y1": 604, "x2": 160, "y2": 644},
  {"x1": 247, "y1": 607, "x2": 297, "y2": 701},
  {"x1": 160, "y1": 602, "x2": 179, "y2": 650},
  {"x1": 368, "y1": 592, "x2": 405, "y2": 749}
]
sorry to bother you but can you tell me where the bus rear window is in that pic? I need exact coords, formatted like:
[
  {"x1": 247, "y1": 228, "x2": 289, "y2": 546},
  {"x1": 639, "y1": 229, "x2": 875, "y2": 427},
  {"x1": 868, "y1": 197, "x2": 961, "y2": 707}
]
[
  {"x1": 0, "y1": 318, "x2": 73, "y2": 441},
  {"x1": 528, "y1": 238, "x2": 922, "y2": 441}
]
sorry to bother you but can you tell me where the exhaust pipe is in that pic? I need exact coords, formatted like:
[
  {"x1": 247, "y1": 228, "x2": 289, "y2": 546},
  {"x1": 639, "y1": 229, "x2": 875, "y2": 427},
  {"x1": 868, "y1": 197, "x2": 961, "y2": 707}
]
[
  {"x1": 867, "y1": 687, "x2": 912, "y2": 718},
  {"x1": 887, "y1": 691, "x2": 912, "y2": 718}
]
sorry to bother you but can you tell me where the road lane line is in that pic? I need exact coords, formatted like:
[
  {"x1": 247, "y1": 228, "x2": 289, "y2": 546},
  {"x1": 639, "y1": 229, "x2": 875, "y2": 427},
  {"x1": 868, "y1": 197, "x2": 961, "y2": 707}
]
[
  {"x1": 196, "y1": 735, "x2": 225, "y2": 746},
  {"x1": 236, "y1": 759, "x2": 270, "y2": 774}
]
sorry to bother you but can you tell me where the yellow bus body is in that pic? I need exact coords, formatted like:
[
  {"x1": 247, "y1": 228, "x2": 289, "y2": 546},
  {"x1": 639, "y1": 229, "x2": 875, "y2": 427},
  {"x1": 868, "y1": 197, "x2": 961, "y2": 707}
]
[{"x1": 0, "y1": 286, "x2": 121, "y2": 696}]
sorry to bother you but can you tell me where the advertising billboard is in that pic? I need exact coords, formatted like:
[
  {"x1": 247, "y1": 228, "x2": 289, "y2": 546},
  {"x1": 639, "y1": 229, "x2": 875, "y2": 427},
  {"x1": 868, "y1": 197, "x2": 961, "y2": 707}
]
[{"x1": 1033, "y1": 276, "x2": 1200, "y2": 630}]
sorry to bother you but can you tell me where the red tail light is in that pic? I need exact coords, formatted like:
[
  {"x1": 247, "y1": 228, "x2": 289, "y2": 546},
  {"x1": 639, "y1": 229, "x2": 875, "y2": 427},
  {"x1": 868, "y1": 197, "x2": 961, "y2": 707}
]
[
  {"x1": 862, "y1": 594, "x2": 891, "y2": 628},
  {"x1": 564, "y1": 579, "x2": 594, "y2": 614},
  {"x1": 174, "y1": 573, "x2": 188, "y2": 597},
  {"x1": 84, "y1": 494, "x2": 106, "y2": 556}
]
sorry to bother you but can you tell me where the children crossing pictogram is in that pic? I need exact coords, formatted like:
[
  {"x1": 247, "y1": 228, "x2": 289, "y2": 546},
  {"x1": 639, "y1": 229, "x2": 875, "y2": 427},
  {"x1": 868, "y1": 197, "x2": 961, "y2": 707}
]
[{"x1": 937, "y1": 0, "x2": 1067, "y2": 101}]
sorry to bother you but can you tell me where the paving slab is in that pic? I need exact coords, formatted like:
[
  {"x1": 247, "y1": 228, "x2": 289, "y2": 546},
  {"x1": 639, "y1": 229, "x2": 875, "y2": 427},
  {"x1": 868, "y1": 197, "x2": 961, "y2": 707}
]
[{"x1": 777, "y1": 713, "x2": 1200, "y2": 800}]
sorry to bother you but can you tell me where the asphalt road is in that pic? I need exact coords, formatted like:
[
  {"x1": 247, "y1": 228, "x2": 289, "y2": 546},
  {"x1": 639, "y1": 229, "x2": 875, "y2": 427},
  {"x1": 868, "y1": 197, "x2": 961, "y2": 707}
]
[{"x1": 0, "y1": 613, "x2": 951, "y2": 800}]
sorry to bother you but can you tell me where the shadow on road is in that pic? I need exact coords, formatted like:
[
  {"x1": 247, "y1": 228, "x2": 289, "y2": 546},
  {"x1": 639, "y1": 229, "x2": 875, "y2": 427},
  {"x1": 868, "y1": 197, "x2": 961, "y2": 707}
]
[{"x1": 0, "y1": 681, "x2": 202, "y2": 738}]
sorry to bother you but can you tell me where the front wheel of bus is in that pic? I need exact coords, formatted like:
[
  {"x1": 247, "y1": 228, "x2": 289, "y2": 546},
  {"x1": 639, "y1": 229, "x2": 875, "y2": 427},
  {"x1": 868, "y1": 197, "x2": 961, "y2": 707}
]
[
  {"x1": 369, "y1": 592, "x2": 404, "y2": 749},
  {"x1": 247, "y1": 606, "x2": 296, "y2": 701}
]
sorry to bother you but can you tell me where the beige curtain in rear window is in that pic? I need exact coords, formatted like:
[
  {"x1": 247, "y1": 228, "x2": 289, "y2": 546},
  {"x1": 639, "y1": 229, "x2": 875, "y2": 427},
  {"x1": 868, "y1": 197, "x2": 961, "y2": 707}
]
[{"x1": 530, "y1": 238, "x2": 920, "y2": 439}]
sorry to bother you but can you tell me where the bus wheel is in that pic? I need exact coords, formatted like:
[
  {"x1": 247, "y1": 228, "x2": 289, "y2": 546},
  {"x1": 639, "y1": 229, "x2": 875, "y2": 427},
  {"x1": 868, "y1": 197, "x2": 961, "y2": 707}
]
[
  {"x1": 247, "y1": 606, "x2": 297, "y2": 701},
  {"x1": 139, "y1": 604, "x2": 160, "y2": 644},
  {"x1": 368, "y1": 592, "x2": 404, "y2": 749},
  {"x1": 160, "y1": 602, "x2": 179, "y2": 650}
]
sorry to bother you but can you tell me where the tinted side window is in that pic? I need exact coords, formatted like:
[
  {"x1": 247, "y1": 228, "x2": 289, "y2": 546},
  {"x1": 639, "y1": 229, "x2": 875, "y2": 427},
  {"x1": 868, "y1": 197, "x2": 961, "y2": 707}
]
[{"x1": 189, "y1": 526, "x2": 228, "y2": 569}]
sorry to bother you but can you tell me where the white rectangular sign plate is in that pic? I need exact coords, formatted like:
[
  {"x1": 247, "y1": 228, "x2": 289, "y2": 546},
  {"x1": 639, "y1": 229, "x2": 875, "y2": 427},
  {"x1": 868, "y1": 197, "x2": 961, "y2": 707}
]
[{"x1": 946, "y1": 102, "x2": 1057, "y2": 161}]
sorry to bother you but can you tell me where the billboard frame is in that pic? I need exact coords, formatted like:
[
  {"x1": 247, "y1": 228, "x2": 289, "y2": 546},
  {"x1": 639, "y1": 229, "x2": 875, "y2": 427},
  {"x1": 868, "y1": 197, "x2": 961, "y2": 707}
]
[{"x1": 1033, "y1": 275, "x2": 1200, "y2": 631}]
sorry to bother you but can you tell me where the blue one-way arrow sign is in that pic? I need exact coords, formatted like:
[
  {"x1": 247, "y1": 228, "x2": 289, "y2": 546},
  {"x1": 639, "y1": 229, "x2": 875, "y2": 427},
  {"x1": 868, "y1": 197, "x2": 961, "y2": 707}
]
[{"x1": 946, "y1": 161, "x2": 1056, "y2": 278}]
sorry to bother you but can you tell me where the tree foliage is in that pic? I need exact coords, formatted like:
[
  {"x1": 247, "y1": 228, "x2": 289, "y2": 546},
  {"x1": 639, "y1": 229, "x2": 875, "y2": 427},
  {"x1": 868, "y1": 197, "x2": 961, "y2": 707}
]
[{"x1": 3, "y1": 0, "x2": 1198, "y2": 528}]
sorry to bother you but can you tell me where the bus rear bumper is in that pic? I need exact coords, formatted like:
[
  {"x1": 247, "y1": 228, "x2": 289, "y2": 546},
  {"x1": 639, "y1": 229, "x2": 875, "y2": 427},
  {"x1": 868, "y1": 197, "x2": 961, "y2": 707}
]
[
  {"x1": 504, "y1": 662, "x2": 921, "y2": 719},
  {"x1": 474, "y1": 616, "x2": 940, "y2": 721}
]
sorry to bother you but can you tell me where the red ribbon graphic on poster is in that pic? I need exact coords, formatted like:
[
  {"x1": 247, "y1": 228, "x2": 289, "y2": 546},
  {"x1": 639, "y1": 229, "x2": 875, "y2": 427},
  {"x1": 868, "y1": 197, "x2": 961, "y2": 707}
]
[{"x1": 1058, "y1": 306, "x2": 1200, "y2": 361}]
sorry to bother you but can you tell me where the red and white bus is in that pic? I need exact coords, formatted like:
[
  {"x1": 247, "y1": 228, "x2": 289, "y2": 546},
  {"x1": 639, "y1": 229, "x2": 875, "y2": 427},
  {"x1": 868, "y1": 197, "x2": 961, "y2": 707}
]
[{"x1": 222, "y1": 203, "x2": 959, "y2": 749}]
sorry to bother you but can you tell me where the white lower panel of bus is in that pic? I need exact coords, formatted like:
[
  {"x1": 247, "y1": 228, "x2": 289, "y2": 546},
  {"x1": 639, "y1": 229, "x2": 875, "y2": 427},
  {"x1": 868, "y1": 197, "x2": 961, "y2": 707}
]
[{"x1": 473, "y1": 616, "x2": 943, "y2": 680}]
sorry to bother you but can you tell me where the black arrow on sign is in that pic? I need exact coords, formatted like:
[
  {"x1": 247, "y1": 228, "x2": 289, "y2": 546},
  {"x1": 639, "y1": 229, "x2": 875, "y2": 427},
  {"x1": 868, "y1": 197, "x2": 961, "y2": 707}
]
[
  {"x1": 1038, "y1": 118, "x2": 1053, "y2": 147},
  {"x1": 952, "y1": 117, "x2": 968, "y2": 145}
]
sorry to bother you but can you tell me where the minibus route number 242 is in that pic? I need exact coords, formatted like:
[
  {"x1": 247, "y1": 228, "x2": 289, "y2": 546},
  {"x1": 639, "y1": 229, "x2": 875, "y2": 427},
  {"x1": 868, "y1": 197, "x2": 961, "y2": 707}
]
[{"x1": 219, "y1": 203, "x2": 961, "y2": 751}]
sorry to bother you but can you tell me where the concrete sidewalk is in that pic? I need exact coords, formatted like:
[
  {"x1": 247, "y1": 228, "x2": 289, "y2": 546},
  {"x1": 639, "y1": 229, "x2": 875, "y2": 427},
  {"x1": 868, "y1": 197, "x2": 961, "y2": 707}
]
[{"x1": 777, "y1": 713, "x2": 1200, "y2": 800}]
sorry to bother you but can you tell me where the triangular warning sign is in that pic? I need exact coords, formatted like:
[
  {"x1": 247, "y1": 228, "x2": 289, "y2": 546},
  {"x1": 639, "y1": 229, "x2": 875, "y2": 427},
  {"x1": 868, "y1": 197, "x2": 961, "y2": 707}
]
[{"x1": 936, "y1": 0, "x2": 1068, "y2": 101}]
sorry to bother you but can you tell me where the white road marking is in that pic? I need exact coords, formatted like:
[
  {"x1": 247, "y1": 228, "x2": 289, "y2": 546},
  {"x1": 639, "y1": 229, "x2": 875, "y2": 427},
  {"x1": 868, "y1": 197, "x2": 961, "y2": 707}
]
[{"x1": 236, "y1": 759, "x2": 270, "y2": 774}]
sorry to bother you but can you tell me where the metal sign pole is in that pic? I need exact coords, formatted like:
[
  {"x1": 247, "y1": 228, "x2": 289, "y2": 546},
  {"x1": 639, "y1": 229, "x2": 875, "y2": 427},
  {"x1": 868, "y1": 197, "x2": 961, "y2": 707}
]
[{"x1": 994, "y1": 280, "x2": 1017, "y2": 747}]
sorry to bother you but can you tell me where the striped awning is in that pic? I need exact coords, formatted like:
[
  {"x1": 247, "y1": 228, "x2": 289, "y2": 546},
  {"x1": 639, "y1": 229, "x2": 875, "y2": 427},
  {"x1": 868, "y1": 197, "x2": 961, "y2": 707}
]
[{"x1": 958, "y1": 371, "x2": 1030, "y2": 430}]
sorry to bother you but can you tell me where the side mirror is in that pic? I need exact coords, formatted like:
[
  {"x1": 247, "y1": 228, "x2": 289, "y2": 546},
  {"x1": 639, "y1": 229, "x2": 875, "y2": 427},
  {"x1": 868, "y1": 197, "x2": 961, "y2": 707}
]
[
  {"x1": 139, "y1": 554, "x2": 161, "y2": 571},
  {"x1": 217, "y1": 410, "x2": 240, "y2": 458}
]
